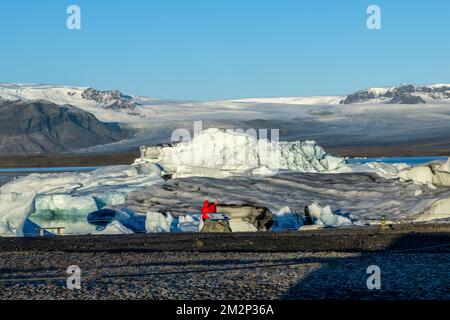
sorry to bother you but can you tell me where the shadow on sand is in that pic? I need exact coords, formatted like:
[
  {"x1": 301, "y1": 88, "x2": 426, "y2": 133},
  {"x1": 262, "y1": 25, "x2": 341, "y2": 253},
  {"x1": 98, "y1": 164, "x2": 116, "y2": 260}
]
[{"x1": 281, "y1": 233, "x2": 450, "y2": 300}]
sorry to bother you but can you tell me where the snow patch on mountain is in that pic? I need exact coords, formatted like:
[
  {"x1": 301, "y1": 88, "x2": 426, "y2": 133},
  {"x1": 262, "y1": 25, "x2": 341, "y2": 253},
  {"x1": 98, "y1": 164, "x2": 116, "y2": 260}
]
[
  {"x1": 0, "y1": 83, "x2": 143, "y2": 122},
  {"x1": 341, "y1": 84, "x2": 450, "y2": 104}
]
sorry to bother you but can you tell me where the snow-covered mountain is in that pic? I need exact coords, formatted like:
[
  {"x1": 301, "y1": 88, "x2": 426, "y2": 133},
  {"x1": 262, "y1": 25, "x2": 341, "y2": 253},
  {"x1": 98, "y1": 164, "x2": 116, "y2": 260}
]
[
  {"x1": 1, "y1": 82, "x2": 449, "y2": 156},
  {"x1": 0, "y1": 83, "x2": 146, "y2": 122},
  {"x1": 0, "y1": 83, "x2": 139, "y2": 108},
  {"x1": 340, "y1": 84, "x2": 450, "y2": 105}
]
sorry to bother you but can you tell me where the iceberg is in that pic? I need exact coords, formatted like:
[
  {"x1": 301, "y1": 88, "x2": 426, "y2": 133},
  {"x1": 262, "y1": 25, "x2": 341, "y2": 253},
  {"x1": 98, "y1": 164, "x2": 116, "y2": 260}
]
[
  {"x1": 271, "y1": 207, "x2": 304, "y2": 231},
  {"x1": 93, "y1": 221, "x2": 134, "y2": 235},
  {"x1": 306, "y1": 202, "x2": 352, "y2": 227},
  {"x1": 0, "y1": 192, "x2": 36, "y2": 236},
  {"x1": 176, "y1": 214, "x2": 204, "y2": 233},
  {"x1": 146, "y1": 211, "x2": 173, "y2": 233},
  {"x1": 399, "y1": 157, "x2": 450, "y2": 187},
  {"x1": 139, "y1": 128, "x2": 348, "y2": 177},
  {"x1": 0, "y1": 163, "x2": 164, "y2": 237}
]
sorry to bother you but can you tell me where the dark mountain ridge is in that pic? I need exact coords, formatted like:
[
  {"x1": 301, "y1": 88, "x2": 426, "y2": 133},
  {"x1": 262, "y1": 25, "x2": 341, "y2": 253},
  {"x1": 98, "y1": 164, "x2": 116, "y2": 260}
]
[{"x1": 0, "y1": 100, "x2": 129, "y2": 155}]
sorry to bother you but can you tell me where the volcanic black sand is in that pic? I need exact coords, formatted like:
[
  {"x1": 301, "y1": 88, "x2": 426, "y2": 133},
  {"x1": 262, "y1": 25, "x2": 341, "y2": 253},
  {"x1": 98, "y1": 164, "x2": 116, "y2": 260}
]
[{"x1": 0, "y1": 223, "x2": 448, "y2": 300}]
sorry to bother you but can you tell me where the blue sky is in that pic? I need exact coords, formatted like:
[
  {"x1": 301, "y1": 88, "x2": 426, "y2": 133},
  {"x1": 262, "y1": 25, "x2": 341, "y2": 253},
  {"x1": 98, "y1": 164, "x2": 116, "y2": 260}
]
[{"x1": 0, "y1": 0, "x2": 449, "y2": 100}]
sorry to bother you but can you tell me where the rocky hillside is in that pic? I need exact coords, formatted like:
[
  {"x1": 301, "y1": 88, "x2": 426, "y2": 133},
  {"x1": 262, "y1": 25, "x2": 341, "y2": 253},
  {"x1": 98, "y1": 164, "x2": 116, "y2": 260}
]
[
  {"x1": 80, "y1": 88, "x2": 137, "y2": 110},
  {"x1": 0, "y1": 84, "x2": 141, "y2": 121},
  {"x1": 0, "y1": 100, "x2": 129, "y2": 155},
  {"x1": 340, "y1": 84, "x2": 450, "y2": 104}
]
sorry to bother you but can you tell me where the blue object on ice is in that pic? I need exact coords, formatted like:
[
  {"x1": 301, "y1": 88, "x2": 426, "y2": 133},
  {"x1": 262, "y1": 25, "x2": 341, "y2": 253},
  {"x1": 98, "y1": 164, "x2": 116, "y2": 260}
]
[
  {"x1": 87, "y1": 208, "x2": 146, "y2": 233},
  {"x1": 333, "y1": 209, "x2": 352, "y2": 219},
  {"x1": 22, "y1": 218, "x2": 54, "y2": 237},
  {"x1": 87, "y1": 209, "x2": 117, "y2": 231}
]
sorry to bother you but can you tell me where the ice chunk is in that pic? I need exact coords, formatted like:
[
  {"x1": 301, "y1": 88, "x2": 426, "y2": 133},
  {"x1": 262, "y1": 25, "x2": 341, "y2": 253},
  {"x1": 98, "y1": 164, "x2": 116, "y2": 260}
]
[
  {"x1": 399, "y1": 166, "x2": 434, "y2": 185},
  {"x1": 35, "y1": 194, "x2": 98, "y2": 216},
  {"x1": 0, "y1": 192, "x2": 36, "y2": 237},
  {"x1": 396, "y1": 157, "x2": 450, "y2": 188},
  {"x1": 93, "y1": 221, "x2": 134, "y2": 235},
  {"x1": 307, "y1": 202, "x2": 352, "y2": 227},
  {"x1": 146, "y1": 211, "x2": 173, "y2": 233},
  {"x1": 433, "y1": 158, "x2": 450, "y2": 187},
  {"x1": 176, "y1": 214, "x2": 203, "y2": 232},
  {"x1": 110, "y1": 207, "x2": 146, "y2": 233},
  {"x1": 271, "y1": 206, "x2": 304, "y2": 231},
  {"x1": 92, "y1": 191, "x2": 127, "y2": 208}
]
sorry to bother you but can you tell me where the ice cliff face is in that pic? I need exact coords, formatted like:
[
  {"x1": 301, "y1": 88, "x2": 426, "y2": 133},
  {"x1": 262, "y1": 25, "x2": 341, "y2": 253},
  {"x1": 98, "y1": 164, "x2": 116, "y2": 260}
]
[
  {"x1": 139, "y1": 128, "x2": 347, "y2": 177},
  {"x1": 340, "y1": 84, "x2": 450, "y2": 104}
]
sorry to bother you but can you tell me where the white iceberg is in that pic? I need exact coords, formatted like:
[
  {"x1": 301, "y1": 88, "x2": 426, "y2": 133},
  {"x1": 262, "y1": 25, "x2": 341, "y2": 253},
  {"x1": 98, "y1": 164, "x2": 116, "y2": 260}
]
[
  {"x1": 140, "y1": 128, "x2": 347, "y2": 177},
  {"x1": 146, "y1": 211, "x2": 173, "y2": 233},
  {"x1": 176, "y1": 214, "x2": 204, "y2": 233},
  {"x1": 306, "y1": 202, "x2": 352, "y2": 227},
  {"x1": 0, "y1": 163, "x2": 164, "y2": 237},
  {"x1": 398, "y1": 157, "x2": 450, "y2": 187}
]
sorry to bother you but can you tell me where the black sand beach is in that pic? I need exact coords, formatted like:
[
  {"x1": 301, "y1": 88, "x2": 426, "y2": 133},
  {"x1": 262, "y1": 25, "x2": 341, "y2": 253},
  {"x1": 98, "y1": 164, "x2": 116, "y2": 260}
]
[{"x1": 0, "y1": 224, "x2": 448, "y2": 300}]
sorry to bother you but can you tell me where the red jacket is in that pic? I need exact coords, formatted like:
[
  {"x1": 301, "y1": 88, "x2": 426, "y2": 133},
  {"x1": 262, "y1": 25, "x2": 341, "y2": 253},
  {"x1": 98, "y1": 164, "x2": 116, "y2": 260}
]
[{"x1": 201, "y1": 201, "x2": 210, "y2": 219}]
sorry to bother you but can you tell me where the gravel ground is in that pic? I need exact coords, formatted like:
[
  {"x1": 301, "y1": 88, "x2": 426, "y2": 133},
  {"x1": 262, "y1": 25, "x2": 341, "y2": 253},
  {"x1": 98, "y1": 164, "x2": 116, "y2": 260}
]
[
  {"x1": 0, "y1": 225, "x2": 449, "y2": 300},
  {"x1": 0, "y1": 251, "x2": 448, "y2": 300}
]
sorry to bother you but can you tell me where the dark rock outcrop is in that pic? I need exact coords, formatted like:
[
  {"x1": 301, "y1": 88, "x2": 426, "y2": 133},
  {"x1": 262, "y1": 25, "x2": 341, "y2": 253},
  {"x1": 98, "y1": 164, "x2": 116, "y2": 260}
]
[
  {"x1": 340, "y1": 90, "x2": 378, "y2": 104},
  {"x1": 81, "y1": 88, "x2": 137, "y2": 110},
  {"x1": 389, "y1": 93, "x2": 425, "y2": 104},
  {"x1": 216, "y1": 204, "x2": 274, "y2": 231},
  {"x1": 340, "y1": 84, "x2": 449, "y2": 104},
  {"x1": 0, "y1": 100, "x2": 129, "y2": 155},
  {"x1": 201, "y1": 219, "x2": 232, "y2": 233}
]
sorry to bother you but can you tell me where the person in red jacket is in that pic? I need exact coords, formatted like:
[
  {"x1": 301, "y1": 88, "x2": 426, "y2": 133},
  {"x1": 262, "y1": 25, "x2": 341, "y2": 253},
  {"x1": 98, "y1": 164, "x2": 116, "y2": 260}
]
[
  {"x1": 201, "y1": 199, "x2": 219, "y2": 220},
  {"x1": 201, "y1": 200, "x2": 211, "y2": 220}
]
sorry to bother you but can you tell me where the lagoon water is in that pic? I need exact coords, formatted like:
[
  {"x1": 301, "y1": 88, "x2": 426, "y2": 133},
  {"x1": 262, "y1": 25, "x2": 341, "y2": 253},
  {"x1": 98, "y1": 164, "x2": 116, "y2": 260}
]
[
  {"x1": 346, "y1": 156, "x2": 447, "y2": 166},
  {"x1": 0, "y1": 166, "x2": 100, "y2": 174},
  {"x1": 1, "y1": 157, "x2": 448, "y2": 175}
]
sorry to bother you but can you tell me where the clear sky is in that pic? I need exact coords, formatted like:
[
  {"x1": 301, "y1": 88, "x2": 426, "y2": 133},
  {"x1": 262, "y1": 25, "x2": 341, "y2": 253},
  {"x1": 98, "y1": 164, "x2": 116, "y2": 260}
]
[{"x1": 0, "y1": 0, "x2": 449, "y2": 100}]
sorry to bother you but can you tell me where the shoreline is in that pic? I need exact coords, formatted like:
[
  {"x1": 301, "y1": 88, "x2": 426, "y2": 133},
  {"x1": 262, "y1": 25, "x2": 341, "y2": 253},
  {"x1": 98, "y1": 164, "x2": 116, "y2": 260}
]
[
  {"x1": 1, "y1": 223, "x2": 449, "y2": 253},
  {"x1": 0, "y1": 147, "x2": 448, "y2": 169}
]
